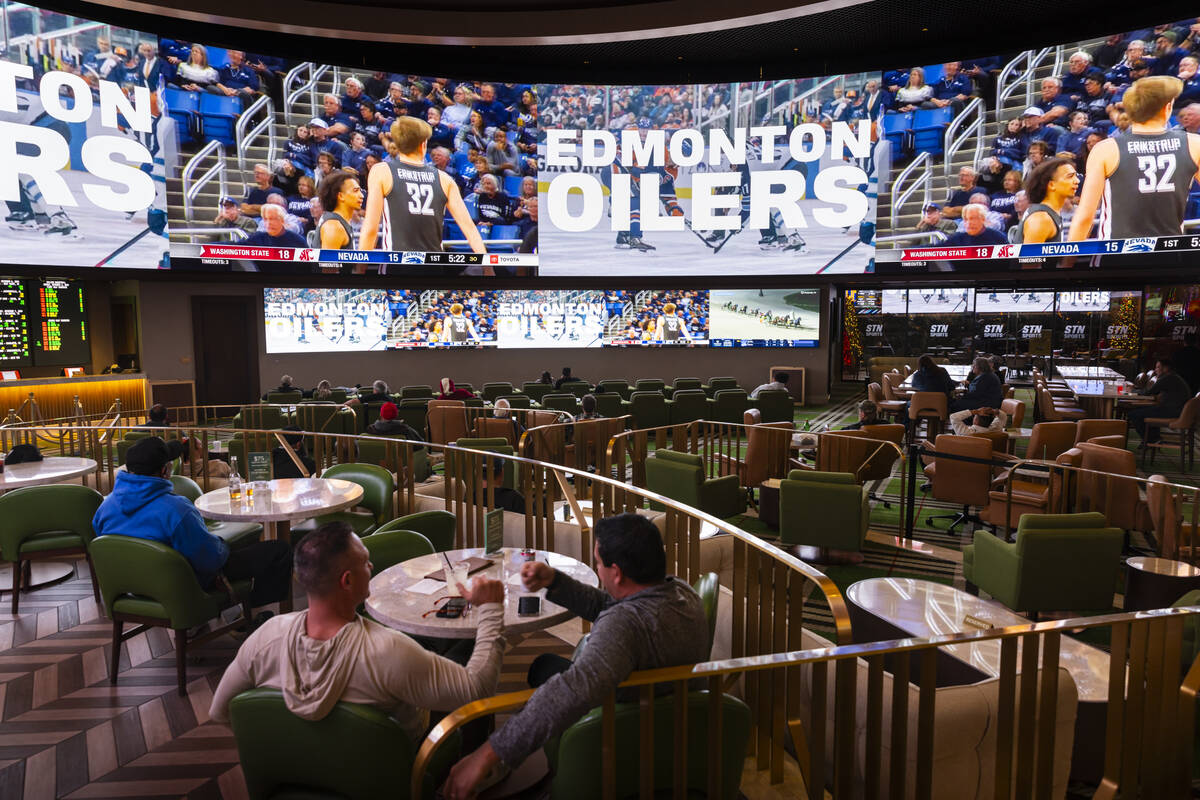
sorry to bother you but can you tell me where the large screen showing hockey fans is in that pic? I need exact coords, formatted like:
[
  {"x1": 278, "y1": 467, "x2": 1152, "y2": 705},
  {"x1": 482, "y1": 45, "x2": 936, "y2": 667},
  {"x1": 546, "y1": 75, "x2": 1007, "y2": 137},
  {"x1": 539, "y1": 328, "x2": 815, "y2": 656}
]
[
  {"x1": 874, "y1": 18, "x2": 1200, "y2": 272},
  {"x1": 264, "y1": 287, "x2": 819, "y2": 353},
  {"x1": 0, "y1": 5, "x2": 170, "y2": 270}
]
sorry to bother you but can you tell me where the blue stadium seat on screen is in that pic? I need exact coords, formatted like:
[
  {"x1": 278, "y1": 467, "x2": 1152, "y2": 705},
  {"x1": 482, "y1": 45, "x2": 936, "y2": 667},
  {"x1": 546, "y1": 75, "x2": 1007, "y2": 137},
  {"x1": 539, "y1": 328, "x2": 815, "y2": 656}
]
[
  {"x1": 199, "y1": 94, "x2": 240, "y2": 146},
  {"x1": 206, "y1": 47, "x2": 229, "y2": 70},
  {"x1": 1186, "y1": 190, "x2": 1200, "y2": 222},
  {"x1": 922, "y1": 63, "x2": 944, "y2": 85},
  {"x1": 452, "y1": 152, "x2": 472, "y2": 174},
  {"x1": 443, "y1": 220, "x2": 472, "y2": 252},
  {"x1": 503, "y1": 175, "x2": 522, "y2": 196},
  {"x1": 881, "y1": 112, "x2": 913, "y2": 155},
  {"x1": 488, "y1": 225, "x2": 520, "y2": 253},
  {"x1": 912, "y1": 107, "x2": 953, "y2": 156},
  {"x1": 164, "y1": 88, "x2": 200, "y2": 144},
  {"x1": 464, "y1": 196, "x2": 478, "y2": 221}
]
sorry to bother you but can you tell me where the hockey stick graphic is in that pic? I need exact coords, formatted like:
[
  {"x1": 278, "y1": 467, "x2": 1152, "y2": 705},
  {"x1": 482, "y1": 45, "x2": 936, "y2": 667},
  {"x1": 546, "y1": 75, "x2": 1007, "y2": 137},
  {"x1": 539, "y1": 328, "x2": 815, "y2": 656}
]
[{"x1": 93, "y1": 226, "x2": 152, "y2": 267}]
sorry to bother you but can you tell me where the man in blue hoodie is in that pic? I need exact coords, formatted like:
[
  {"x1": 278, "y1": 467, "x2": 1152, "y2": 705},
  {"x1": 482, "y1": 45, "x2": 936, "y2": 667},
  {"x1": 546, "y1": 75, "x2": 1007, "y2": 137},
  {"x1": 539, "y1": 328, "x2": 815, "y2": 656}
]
[{"x1": 93, "y1": 437, "x2": 292, "y2": 609}]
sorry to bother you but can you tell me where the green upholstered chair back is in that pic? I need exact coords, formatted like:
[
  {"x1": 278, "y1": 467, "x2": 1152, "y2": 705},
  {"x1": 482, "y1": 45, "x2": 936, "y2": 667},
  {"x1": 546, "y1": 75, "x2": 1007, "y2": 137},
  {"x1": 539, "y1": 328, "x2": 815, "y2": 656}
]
[
  {"x1": 522, "y1": 382, "x2": 553, "y2": 403},
  {"x1": 542, "y1": 393, "x2": 580, "y2": 415},
  {"x1": 704, "y1": 377, "x2": 738, "y2": 396},
  {"x1": 597, "y1": 379, "x2": 632, "y2": 400},
  {"x1": 455, "y1": 383, "x2": 476, "y2": 395},
  {"x1": 645, "y1": 449, "x2": 704, "y2": 508},
  {"x1": 168, "y1": 475, "x2": 203, "y2": 502},
  {"x1": 711, "y1": 389, "x2": 750, "y2": 423},
  {"x1": 237, "y1": 405, "x2": 285, "y2": 430},
  {"x1": 373, "y1": 510, "x2": 457, "y2": 552},
  {"x1": 498, "y1": 394, "x2": 531, "y2": 409},
  {"x1": 670, "y1": 377, "x2": 702, "y2": 396},
  {"x1": 693, "y1": 571, "x2": 719, "y2": 655},
  {"x1": 321, "y1": 463, "x2": 395, "y2": 526},
  {"x1": 328, "y1": 388, "x2": 348, "y2": 403},
  {"x1": 753, "y1": 389, "x2": 793, "y2": 423},
  {"x1": 635, "y1": 378, "x2": 666, "y2": 395},
  {"x1": 592, "y1": 392, "x2": 624, "y2": 419},
  {"x1": 669, "y1": 389, "x2": 710, "y2": 425},
  {"x1": 0, "y1": 484, "x2": 103, "y2": 560},
  {"x1": 1011, "y1": 512, "x2": 1124, "y2": 611},
  {"x1": 400, "y1": 385, "x2": 434, "y2": 399},
  {"x1": 394, "y1": 399, "x2": 431, "y2": 437},
  {"x1": 265, "y1": 391, "x2": 302, "y2": 404},
  {"x1": 229, "y1": 688, "x2": 455, "y2": 800},
  {"x1": 1173, "y1": 590, "x2": 1200, "y2": 672},
  {"x1": 362, "y1": 529, "x2": 434, "y2": 576},
  {"x1": 548, "y1": 691, "x2": 751, "y2": 800},
  {"x1": 559, "y1": 380, "x2": 591, "y2": 398},
  {"x1": 452, "y1": 438, "x2": 516, "y2": 489},
  {"x1": 779, "y1": 470, "x2": 869, "y2": 549},
  {"x1": 293, "y1": 402, "x2": 345, "y2": 435},
  {"x1": 89, "y1": 535, "x2": 231, "y2": 628},
  {"x1": 627, "y1": 391, "x2": 669, "y2": 429},
  {"x1": 481, "y1": 382, "x2": 514, "y2": 402}
]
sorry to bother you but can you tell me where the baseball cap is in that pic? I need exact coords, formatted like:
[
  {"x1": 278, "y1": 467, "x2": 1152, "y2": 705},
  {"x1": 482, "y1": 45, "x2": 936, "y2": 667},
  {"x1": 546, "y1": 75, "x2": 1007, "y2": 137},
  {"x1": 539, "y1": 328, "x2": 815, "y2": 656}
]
[
  {"x1": 1159, "y1": 31, "x2": 1179, "y2": 44},
  {"x1": 1022, "y1": 106, "x2": 1044, "y2": 117},
  {"x1": 923, "y1": 202, "x2": 941, "y2": 211},
  {"x1": 219, "y1": 196, "x2": 237, "y2": 206},
  {"x1": 308, "y1": 118, "x2": 328, "y2": 129},
  {"x1": 125, "y1": 436, "x2": 185, "y2": 475}
]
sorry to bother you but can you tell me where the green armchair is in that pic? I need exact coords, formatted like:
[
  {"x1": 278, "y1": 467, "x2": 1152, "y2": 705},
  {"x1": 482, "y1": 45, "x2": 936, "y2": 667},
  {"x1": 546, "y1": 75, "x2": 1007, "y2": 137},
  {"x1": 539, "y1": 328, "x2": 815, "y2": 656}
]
[
  {"x1": 0, "y1": 484, "x2": 103, "y2": 613},
  {"x1": 521, "y1": 382, "x2": 554, "y2": 403},
  {"x1": 645, "y1": 449, "x2": 745, "y2": 518},
  {"x1": 499, "y1": 393, "x2": 532, "y2": 409},
  {"x1": 597, "y1": 379, "x2": 633, "y2": 400},
  {"x1": 372, "y1": 510, "x2": 457, "y2": 552},
  {"x1": 624, "y1": 390, "x2": 670, "y2": 429},
  {"x1": 233, "y1": 404, "x2": 286, "y2": 430},
  {"x1": 545, "y1": 691, "x2": 751, "y2": 800},
  {"x1": 265, "y1": 390, "x2": 302, "y2": 404},
  {"x1": 592, "y1": 392, "x2": 625, "y2": 418},
  {"x1": 542, "y1": 393, "x2": 581, "y2": 415},
  {"x1": 400, "y1": 385, "x2": 434, "y2": 400},
  {"x1": 779, "y1": 470, "x2": 869, "y2": 559},
  {"x1": 635, "y1": 378, "x2": 666, "y2": 396},
  {"x1": 90, "y1": 535, "x2": 253, "y2": 695},
  {"x1": 481, "y1": 382, "x2": 515, "y2": 402},
  {"x1": 290, "y1": 463, "x2": 395, "y2": 542},
  {"x1": 710, "y1": 389, "x2": 750, "y2": 424},
  {"x1": 668, "y1": 377, "x2": 702, "y2": 398},
  {"x1": 169, "y1": 475, "x2": 262, "y2": 547},
  {"x1": 703, "y1": 377, "x2": 739, "y2": 397},
  {"x1": 753, "y1": 389, "x2": 793, "y2": 423},
  {"x1": 962, "y1": 512, "x2": 1124, "y2": 617},
  {"x1": 362, "y1": 529, "x2": 435, "y2": 575},
  {"x1": 559, "y1": 380, "x2": 592, "y2": 398},
  {"x1": 229, "y1": 688, "x2": 458, "y2": 800},
  {"x1": 668, "y1": 389, "x2": 710, "y2": 425}
]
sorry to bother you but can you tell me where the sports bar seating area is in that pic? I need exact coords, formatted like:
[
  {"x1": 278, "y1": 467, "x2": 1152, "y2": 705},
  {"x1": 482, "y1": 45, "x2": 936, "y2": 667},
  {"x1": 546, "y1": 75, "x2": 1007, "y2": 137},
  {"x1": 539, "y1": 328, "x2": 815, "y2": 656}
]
[{"x1": 4, "y1": 0, "x2": 1200, "y2": 798}]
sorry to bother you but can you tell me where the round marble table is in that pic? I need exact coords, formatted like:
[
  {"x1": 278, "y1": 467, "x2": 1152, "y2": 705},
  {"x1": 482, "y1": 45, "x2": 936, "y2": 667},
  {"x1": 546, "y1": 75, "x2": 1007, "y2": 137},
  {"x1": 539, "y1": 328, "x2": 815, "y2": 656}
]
[
  {"x1": 194, "y1": 477, "x2": 364, "y2": 541},
  {"x1": 367, "y1": 547, "x2": 599, "y2": 638},
  {"x1": 0, "y1": 457, "x2": 100, "y2": 591}
]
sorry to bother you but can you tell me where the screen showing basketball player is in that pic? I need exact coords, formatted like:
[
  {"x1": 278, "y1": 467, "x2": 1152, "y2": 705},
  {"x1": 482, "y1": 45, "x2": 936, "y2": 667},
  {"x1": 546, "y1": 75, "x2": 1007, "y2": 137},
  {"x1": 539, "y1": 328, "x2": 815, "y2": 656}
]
[{"x1": 0, "y1": 3, "x2": 169, "y2": 271}]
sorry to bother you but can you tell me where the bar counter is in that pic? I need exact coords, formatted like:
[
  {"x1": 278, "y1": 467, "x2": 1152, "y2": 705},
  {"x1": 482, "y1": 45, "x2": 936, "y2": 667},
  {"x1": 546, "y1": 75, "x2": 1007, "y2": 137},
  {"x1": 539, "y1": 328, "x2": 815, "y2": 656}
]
[{"x1": 0, "y1": 374, "x2": 149, "y2": 420}]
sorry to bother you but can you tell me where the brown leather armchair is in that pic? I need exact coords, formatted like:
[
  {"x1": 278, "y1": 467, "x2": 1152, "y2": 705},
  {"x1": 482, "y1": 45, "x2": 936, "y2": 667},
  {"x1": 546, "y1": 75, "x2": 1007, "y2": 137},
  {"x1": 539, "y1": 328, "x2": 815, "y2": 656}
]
[
  {"x1": 1075, "y1": 441, "x2": 1147, "y2": 533},
  {"x1": 980, "y1": 448, "x2": 1081, "y2": 529},
  {"x1": 868, "y1": 381, "x2": 906, "y2": 422},
  {"x1": 1036, "y1": 387, "x2": 1086, "y2": 421},
  {"x1": 922, "y1": 434, "x2": 995, "y2": 533},
  {"x1": 426, "y1": 399, "x2": 468, "y2": 445},
  {"x1": 720, "y1": 409, "x2": 793, "y2": 490},
  {"x1": 815, "y1": 424, "x2": 904, "y2": 502},
  {"x1": 1145, "y1": 474, "x2": 1196, "y2": 559},
  {"x1": 473, "y1": 416, "x2": 520, "y2": 447},
  {"x1": 1000, "y1": 398, "x2": 1026, "y2": 429},
  {"x1": 908, "y1": 391, "x2": 948, "y2": 441},
  {"x1": 1074, "y1": 418, "x2": 1127, "y2": 445},
  {"x1": 1022, "y1": 421, "x2": 1079, "y2": 462}
]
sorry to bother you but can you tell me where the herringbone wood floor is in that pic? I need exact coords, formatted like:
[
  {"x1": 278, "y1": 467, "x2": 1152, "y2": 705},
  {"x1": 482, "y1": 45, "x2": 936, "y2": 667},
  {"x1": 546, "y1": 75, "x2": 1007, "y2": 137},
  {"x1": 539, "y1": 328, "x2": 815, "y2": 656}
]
[{"x1": 0, "y1": 559, "x2": 573, "y2": 799}]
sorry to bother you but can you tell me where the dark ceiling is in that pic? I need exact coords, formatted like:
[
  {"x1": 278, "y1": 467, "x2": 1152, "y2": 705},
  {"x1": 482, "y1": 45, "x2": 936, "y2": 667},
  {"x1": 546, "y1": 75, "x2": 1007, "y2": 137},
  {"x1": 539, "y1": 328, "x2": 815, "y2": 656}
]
[{"x1": 47, "y1": 0, "x2": 1200, "y2": 83}]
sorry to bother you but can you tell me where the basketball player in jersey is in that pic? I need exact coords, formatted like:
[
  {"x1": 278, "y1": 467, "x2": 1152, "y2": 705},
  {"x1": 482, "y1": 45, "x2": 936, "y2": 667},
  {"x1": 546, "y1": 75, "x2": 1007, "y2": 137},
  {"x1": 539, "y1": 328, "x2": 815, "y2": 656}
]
[
  {"x1": 317, "y1": 172, "x2": 363, "y2": 273},
  {"x1": 359, "y1": 117, "x2": 489, "y2": 275},
  {"x1": 655, "y1": 302, "x2": 691, "y2": 344},
  {"x1": 1069, "y1": 76, "x2": 1200, "y2": 243},
  {"x1": 441, "y1": 303, "x2": 479, "y2": 345},
  {"x1": 1018, "y1": 156, "x2": 1079, "y2": 244}
]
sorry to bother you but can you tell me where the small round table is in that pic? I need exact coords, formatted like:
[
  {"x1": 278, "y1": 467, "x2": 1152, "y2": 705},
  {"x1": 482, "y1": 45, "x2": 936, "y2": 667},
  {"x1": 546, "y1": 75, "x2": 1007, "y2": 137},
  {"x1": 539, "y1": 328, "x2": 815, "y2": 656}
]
[
  {"x1": 366, "y1": 547, "x2": 599, "y2": 639},
  {"x1": 1124, "y1": 557, "x2": 1200, "y2": 612},
  {"x1": 0, "y1": 457, "x2": 99, "y2": 591},
  {"x1": 194, "y1": 477, "x2": 364, "y2": 542}
]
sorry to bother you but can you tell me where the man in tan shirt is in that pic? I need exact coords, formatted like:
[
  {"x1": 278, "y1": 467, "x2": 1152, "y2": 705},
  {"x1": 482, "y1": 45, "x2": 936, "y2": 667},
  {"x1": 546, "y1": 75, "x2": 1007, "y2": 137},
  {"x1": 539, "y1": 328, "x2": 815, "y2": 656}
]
[{"x1": 209, "y1": 521, "x2": 506, "y2": 742}]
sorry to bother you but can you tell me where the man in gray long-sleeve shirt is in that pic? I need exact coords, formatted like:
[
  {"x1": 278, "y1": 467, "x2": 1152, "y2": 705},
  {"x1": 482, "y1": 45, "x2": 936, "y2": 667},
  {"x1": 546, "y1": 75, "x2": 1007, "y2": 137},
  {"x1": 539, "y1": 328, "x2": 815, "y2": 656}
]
[{"x1": 442, "y1": 513, "x2": 710, "y2": 798}]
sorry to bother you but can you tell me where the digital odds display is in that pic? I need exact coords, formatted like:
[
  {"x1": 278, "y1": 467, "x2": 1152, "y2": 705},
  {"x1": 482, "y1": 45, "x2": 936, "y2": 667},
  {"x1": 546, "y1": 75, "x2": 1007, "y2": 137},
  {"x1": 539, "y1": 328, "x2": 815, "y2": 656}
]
[
  {"x1": 0, "y1": 277, "x2": 88, "y2": 367},
  {"x1": 263, "y1": 287, "x2": 820, "y2": 352}
]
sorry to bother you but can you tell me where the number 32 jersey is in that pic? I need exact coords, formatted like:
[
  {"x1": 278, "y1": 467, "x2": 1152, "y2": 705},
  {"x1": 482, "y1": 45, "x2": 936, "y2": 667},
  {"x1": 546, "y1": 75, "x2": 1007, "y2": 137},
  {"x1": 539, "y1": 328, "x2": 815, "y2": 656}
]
[
  {"x1": 382, "y1": 161, "x2": 448, "y2": 252},
  {"x1": 1100, "y1": 130, "x2": 1197, "y2": 239}
]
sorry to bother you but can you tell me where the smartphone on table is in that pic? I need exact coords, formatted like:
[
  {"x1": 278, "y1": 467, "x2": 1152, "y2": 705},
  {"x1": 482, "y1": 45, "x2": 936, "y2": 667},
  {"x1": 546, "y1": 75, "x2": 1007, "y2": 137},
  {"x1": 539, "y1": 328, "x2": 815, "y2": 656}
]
[
  {"x1": 437, "y1": 598, "x2": 468, "y2": 618},
  {"x1": 517, "y1": 596, "x2": 541, "y2": 616}
]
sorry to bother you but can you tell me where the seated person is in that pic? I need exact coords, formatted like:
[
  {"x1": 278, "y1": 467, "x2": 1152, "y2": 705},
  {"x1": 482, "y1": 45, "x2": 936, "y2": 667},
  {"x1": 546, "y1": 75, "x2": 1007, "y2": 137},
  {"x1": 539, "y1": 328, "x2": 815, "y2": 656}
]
[
  {"x1": 437, "y1": 378, "x2": 476, "y2": 401},
  {"x1": 942, "y1": 203, "x2": 1008, "y2": 247},
  {"x1": 346, "y1": 380, "x2": 391, "y2": 406},
  {"x1": 241, "y1": 204, "x2": 307, "y2": 249},
  {"x1": 1130, "y1": 359, "x2": 1192, "y2": 444},
  {"x1": 950, "y1": 357, "x2": 1004, "y2": 412},
  {"x1": 948, "y1": 406, "x2": 1008, "y2": 435},
  {"x1": 139, "y1": 403, "x2": 170, "y2": 427},
  {"x1": 480, "y1": 457, "x2": 525, "y2": 513},
  {"x1": 910, "y1": 354, "x2": 956, "y2": 397},
  {"x1": 443, "y1": 513, "x2": 710, "y2": 796},
  {"x1": 93, "y1": 437, "x2": 292, "y2": 613},
  {"x1": 209, "y1": 522, "x2": 506, "y2": 741},
  {"x1": 749, "y1": 371, "x2": 788, "y2": 399},
  {"x1": 574, "y1": 393, "x2": 603, "y2": 422},
  {"x1": 263, "y1": 374, "x2": 302, "y2": 400},
  {"x1": 492, "y1": 398, "x2": 527, "y2": 441},
  {"x1": 366, "y1": 402, "x2": 425, "y2": 442},
  {"x1": 182, "y1": 435, "x2": 233, "y2": 487},
  {"x1": 273, "y1": 427, "x2": 318, "y2": 479},
  {"x1": 840, "y1": 399, "x2": 881, "y2": 430},
  {"x1": 553, "y1": 367, "x2": 583, "y2": 390}
]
